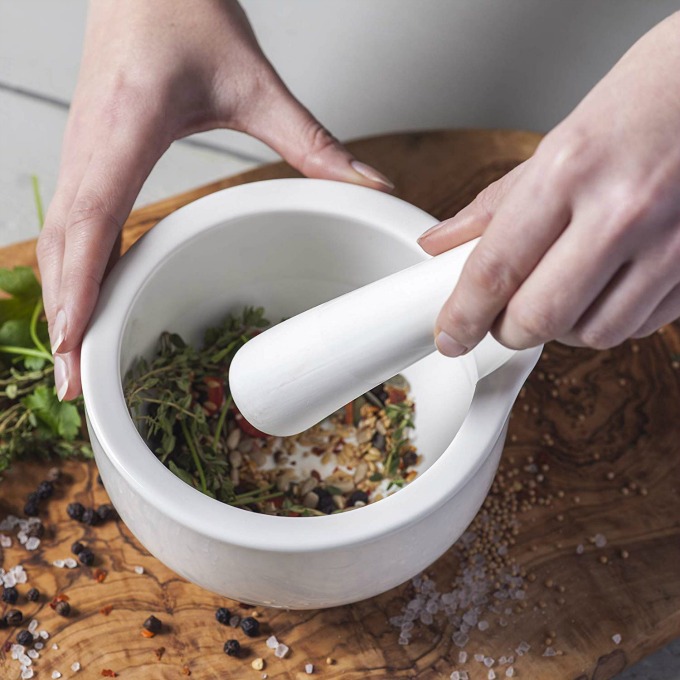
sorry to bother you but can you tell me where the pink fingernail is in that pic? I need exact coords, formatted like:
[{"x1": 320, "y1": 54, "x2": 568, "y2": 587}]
[
  {"x1": 417, "y1": 222, "x2": 444, "y2": 242},
  {"x1": 54, "y1": 355, "x2": 69, "y2": 401},
  {"x1": 350, "y1": 161, "x2": 395, "y2": 190},
  {"x1": 435, "y1": 331, "x2": 467, "y2": 358},
  {"x1": 51, "y1": 309, "x2": 67, "y2": 354}
]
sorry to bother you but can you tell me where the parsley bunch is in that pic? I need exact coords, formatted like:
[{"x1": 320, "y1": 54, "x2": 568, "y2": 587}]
[{"x1": 0, "y1": 266, "x2": 92, "y2": 473}]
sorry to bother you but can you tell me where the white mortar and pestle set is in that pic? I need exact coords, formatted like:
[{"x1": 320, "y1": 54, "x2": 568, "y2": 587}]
[{"x1": 81, "y1": 179, "x2": 540, "y2": 608}]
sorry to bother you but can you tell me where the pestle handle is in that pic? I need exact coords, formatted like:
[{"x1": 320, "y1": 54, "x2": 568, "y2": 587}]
[{"x1": 229, "y1": 239, "x2": 480, "y2": 436}]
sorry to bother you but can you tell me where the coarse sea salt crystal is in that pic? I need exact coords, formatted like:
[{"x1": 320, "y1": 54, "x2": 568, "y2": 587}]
[
  {"x1": 27, "y1": 649, "x2": 39, "y2": 659},
  {"x1": 474, "y1": 654, "x2": 484, "y2": 663},
  {"x1": 39, "y1": 630, "x2": 49, "y2": 639},
  {"x1": 64, "y1": 558, "x2": 78, "y2": 569},
  {"x1": 25, "y1": 537, "x2": 40, "y2": 551},
  {"x1": 52, "y1": 643, "x2": 59, "y2": 650},
  {"x1": 543, "y1": 646, "x2": 557, "y2": 657},
  {"x1": 488, "y1": 671, "x2": 496, "y2": 680},
  {"x1": 594, "y1": 533, "x2": 607, "y2": 548},
  {"x1": 28, "y1": 620, "x2": 39, "y2": 633},
  {"x1": 274, "y1": 644, "x2": 289, "y2": 659},
  {"x1": 134, "y1": 566, "x2": 144, "y2": 575},
  {"x1": 0, "y1": 534, "x2": 12, "y2": 548},
  {"x1": 3, "y1": 572, "x2": 17, "y2": 587},
  {"x1": 21, "y1": 669, "x2": 34, "y2": 679},
  {"x1": 612, "y1": 633, "x2": 622, "y2": 645},
  {"x1": 305, "y1": 663, "x2": 314, "y2": 674},
  {"x1": 52, "y1": 560, "x2": 65, "y2": 568},
  {"x1": 52, "y1": 672, "x2": 62, "y2": 679},
  {"x1": 458, "y1": 651, "x2": 468, "y2": 664},
  {"x1": 266, "y1": 635, "x2": 279, "y2": 649},
  {"x1": 71, "y1": 661, "x2": 81, "y2": 672},
  {"x1": 34, "y1": 642, "x2": 43, "y2": 651},
  {"x1": 576, "y1": 544, "x2": 585, "y2": 555},
  {"x1": 484, "y1": 657, "x2": 495, "y2": 667},
  {"x1": 506, "y1": 667, "x2": 515, "y2": 677},
  {"x1": 450, "y1": 672, "x2": 461, "y2": 680},
  {"x1": 19, "y1": 653, "x2": 32, "y2": 666}
]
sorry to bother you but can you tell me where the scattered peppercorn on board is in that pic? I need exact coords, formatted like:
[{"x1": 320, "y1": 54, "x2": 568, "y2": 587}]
[{"x1": 2, "y1": 130, "x2": 679, "y2": 680}]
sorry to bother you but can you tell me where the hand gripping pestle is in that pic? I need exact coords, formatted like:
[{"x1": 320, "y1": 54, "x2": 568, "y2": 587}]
[{"x1": 229, "y1": 237, "x2": 508, "y2": 436}]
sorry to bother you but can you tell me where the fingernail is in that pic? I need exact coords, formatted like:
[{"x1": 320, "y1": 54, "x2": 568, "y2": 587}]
[
  {"x1": 435, "y1": 331, "x2": 467, "y2": 358},
  {"x1": 417, "y1": 222, "x2": 444, "y2": 243},
  {"x1": 54, "y1": 355, "x2": 69, "y2": 401},
  {"x1": 350, "y1": 160, "x2": 395, "y2": 190},
  {"x1": 51, "y1": 309, "x2": 67, "y2": 354}
]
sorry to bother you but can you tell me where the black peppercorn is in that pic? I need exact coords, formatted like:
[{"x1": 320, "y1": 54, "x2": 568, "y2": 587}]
[
  {"x1": 143, "y1": 615, "x2": 162, "y2": 634},
  {"x1": 240, "y1": 616, "x2": 260, "y2": 637},
  {"x1": 371, "y1": 432, "x2": 386, "y2": 451},
  {"x1": 66, "y1": 502, "x2": 85, "y2": 521},
  {"x1": 5, "y1": 609, "x2": 23, "y2": 626},
  {"x1": 26, "y1": 588, "x2": 40, "y2": 603},
  {"x1": 348, "y1": 490, "x2": 369, "y2": 506},
  {"x1": 81, "y1": 507, "x2": 99, "y2": 526},
  {"x1": 215, "y1": 607, "x2": 231, "y2": 625},
  {"x1": 55, "y1": 600, "x2": 71, "y2": 617},
  {"x1": 223, "y1": 639, "x2": 241, "y2": 657},
  {"x1": 16, "y1": 629, "x2": 33, "y2": 646},
  {"x1": 2, "y1": 586, "x2": 18, "y2": 604},
  {"x1": 401, "y1": 450, "x2": 418, "y2": 468},
  {"x1": 313, "y1": 487, "x2": 336, "y2": 514},
  {"x1": 36, "y1": 480, "x2": 54, "y2": 500},
  {"x1": 23, "y1": 498, "x2": 40, "y2": 517},
  {"x1": 78, "y1": 548, "x2": 95, "y2": 566},
  {"x1": 71, "y1": 541, "x2": 85, "y2": 555},
  {"x1": 96, "y1": 504, "x2": 115, "y2": 522}
]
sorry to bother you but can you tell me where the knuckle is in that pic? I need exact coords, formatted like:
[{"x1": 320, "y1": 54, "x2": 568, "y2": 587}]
[
  {"x1": 578, "y1": 323, "x2": 627, "y2": 350},
  {"x1": 466, "y1": 248, "x2": 523, "y2": 300},
  {"x1": 440, "y1": 298, "x2": 486, "y2": 343},
  {"x1": 298, "y1": 123, "x2": 339, "y2": 174},
  {"x1": 536, "y1": 126, "x2": 593, "y2": 186},
  {"x1": 36, "y1": 227, "x2": 62, "y2": 263},
  {"x1": 67, "y1": 196, "x2": 121, "y2": 236},
  {"x1": 509, "y1": 303, "x2": 564, "y2": 344}
]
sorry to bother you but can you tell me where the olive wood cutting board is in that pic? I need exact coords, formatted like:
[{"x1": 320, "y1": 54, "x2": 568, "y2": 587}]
[{"x1": 1, "y1": 130, "x2": 679, "y2": 680}]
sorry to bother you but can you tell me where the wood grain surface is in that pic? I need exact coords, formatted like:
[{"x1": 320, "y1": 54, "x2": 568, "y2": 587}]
[{"x1": 1, "y1": 130, "x2": 679, "y2": 680}]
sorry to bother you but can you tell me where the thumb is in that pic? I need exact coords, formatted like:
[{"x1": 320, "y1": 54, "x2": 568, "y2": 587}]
[
  {"x1": 418, "y1": 160, "x2": 529, "y2": 255},
  {"x1": 243, "y1": 79, "x2": 394, "y2": 192}
]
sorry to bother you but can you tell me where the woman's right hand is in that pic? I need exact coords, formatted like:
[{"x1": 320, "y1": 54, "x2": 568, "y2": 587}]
[{"x1": 38, "y1": 0, "x2": 393, "y2": 402}]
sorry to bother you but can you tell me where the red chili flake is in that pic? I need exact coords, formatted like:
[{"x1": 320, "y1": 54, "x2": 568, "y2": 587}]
[
  {"x1": 344, "y1": 401, "x2": 354, "y2": 425},
  {"x1": 100, "y1": 604, "x2": 114, "y2": 616},
  {"x1": 94, "y1": 568, "x2": 108, "y2": 583},
  {"x1": 50, "y1": 593, "x2": 70, "y2": 609},
  {"x1": 101, "y1": 670, "x2": 118, "y2": 678},
  {"x1": 233, "y1": 408, "x2": 269, "y2": 438},
  {"x1": 181, "y1": 665, "x2": 192, "y2": 676},
  {"x1": 154, "y1": 647, "x2": 166, "y2": 661},
  {"x1": 3, "y1": 640, "x2": 12, "y2": 653},
  {"x1": 141, "y1": 629, "x2": 156, "y2": 638},
  {"x1": 386, "y1": 386, "x2": 407, "y2": 404},
  {"x1": 204, "y1": 376, "x2": 225, "y2": 410}
]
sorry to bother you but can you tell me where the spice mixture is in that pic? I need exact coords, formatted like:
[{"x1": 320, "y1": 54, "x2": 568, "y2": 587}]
[{"x1": 124, "y1": 307, "x2": 421, "y2": 516}]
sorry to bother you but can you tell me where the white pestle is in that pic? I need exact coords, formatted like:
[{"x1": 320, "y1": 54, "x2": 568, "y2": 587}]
[{"x1": 229, "y1": 237, "x2": 504, "y2": 436}]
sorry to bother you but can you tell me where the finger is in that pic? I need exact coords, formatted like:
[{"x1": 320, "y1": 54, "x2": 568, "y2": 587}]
[
  {"x1": 241, "y1": 77, "x2": 394, "y2": 192},
  {"x1": 37, "y1": 112, "x2": 98, "y2": 336},
  {"x1": 434, "y1": 168, "x2": 571, "y2": 357},
  {"x1": 55, "y1": 124, "x2": 166, "y2": 357},
  {"x1": 53, "y1": 350, "x2": 81, "y2": 403},
  {"x1": 491, "y1": 213, "x2": 633, "y2": 349},
  {"x1": 419, "y1": 161, "x2": 528, "y2": 255},
  {"x1": 632, "y1": 281, "x2": 680, "y2": 338},
  {"x1": 558, "y1": 254, "x2": 677, "y2": 349},
  {"x1": 51, "y1": 119, "x2": 167, "y2": 399}
]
